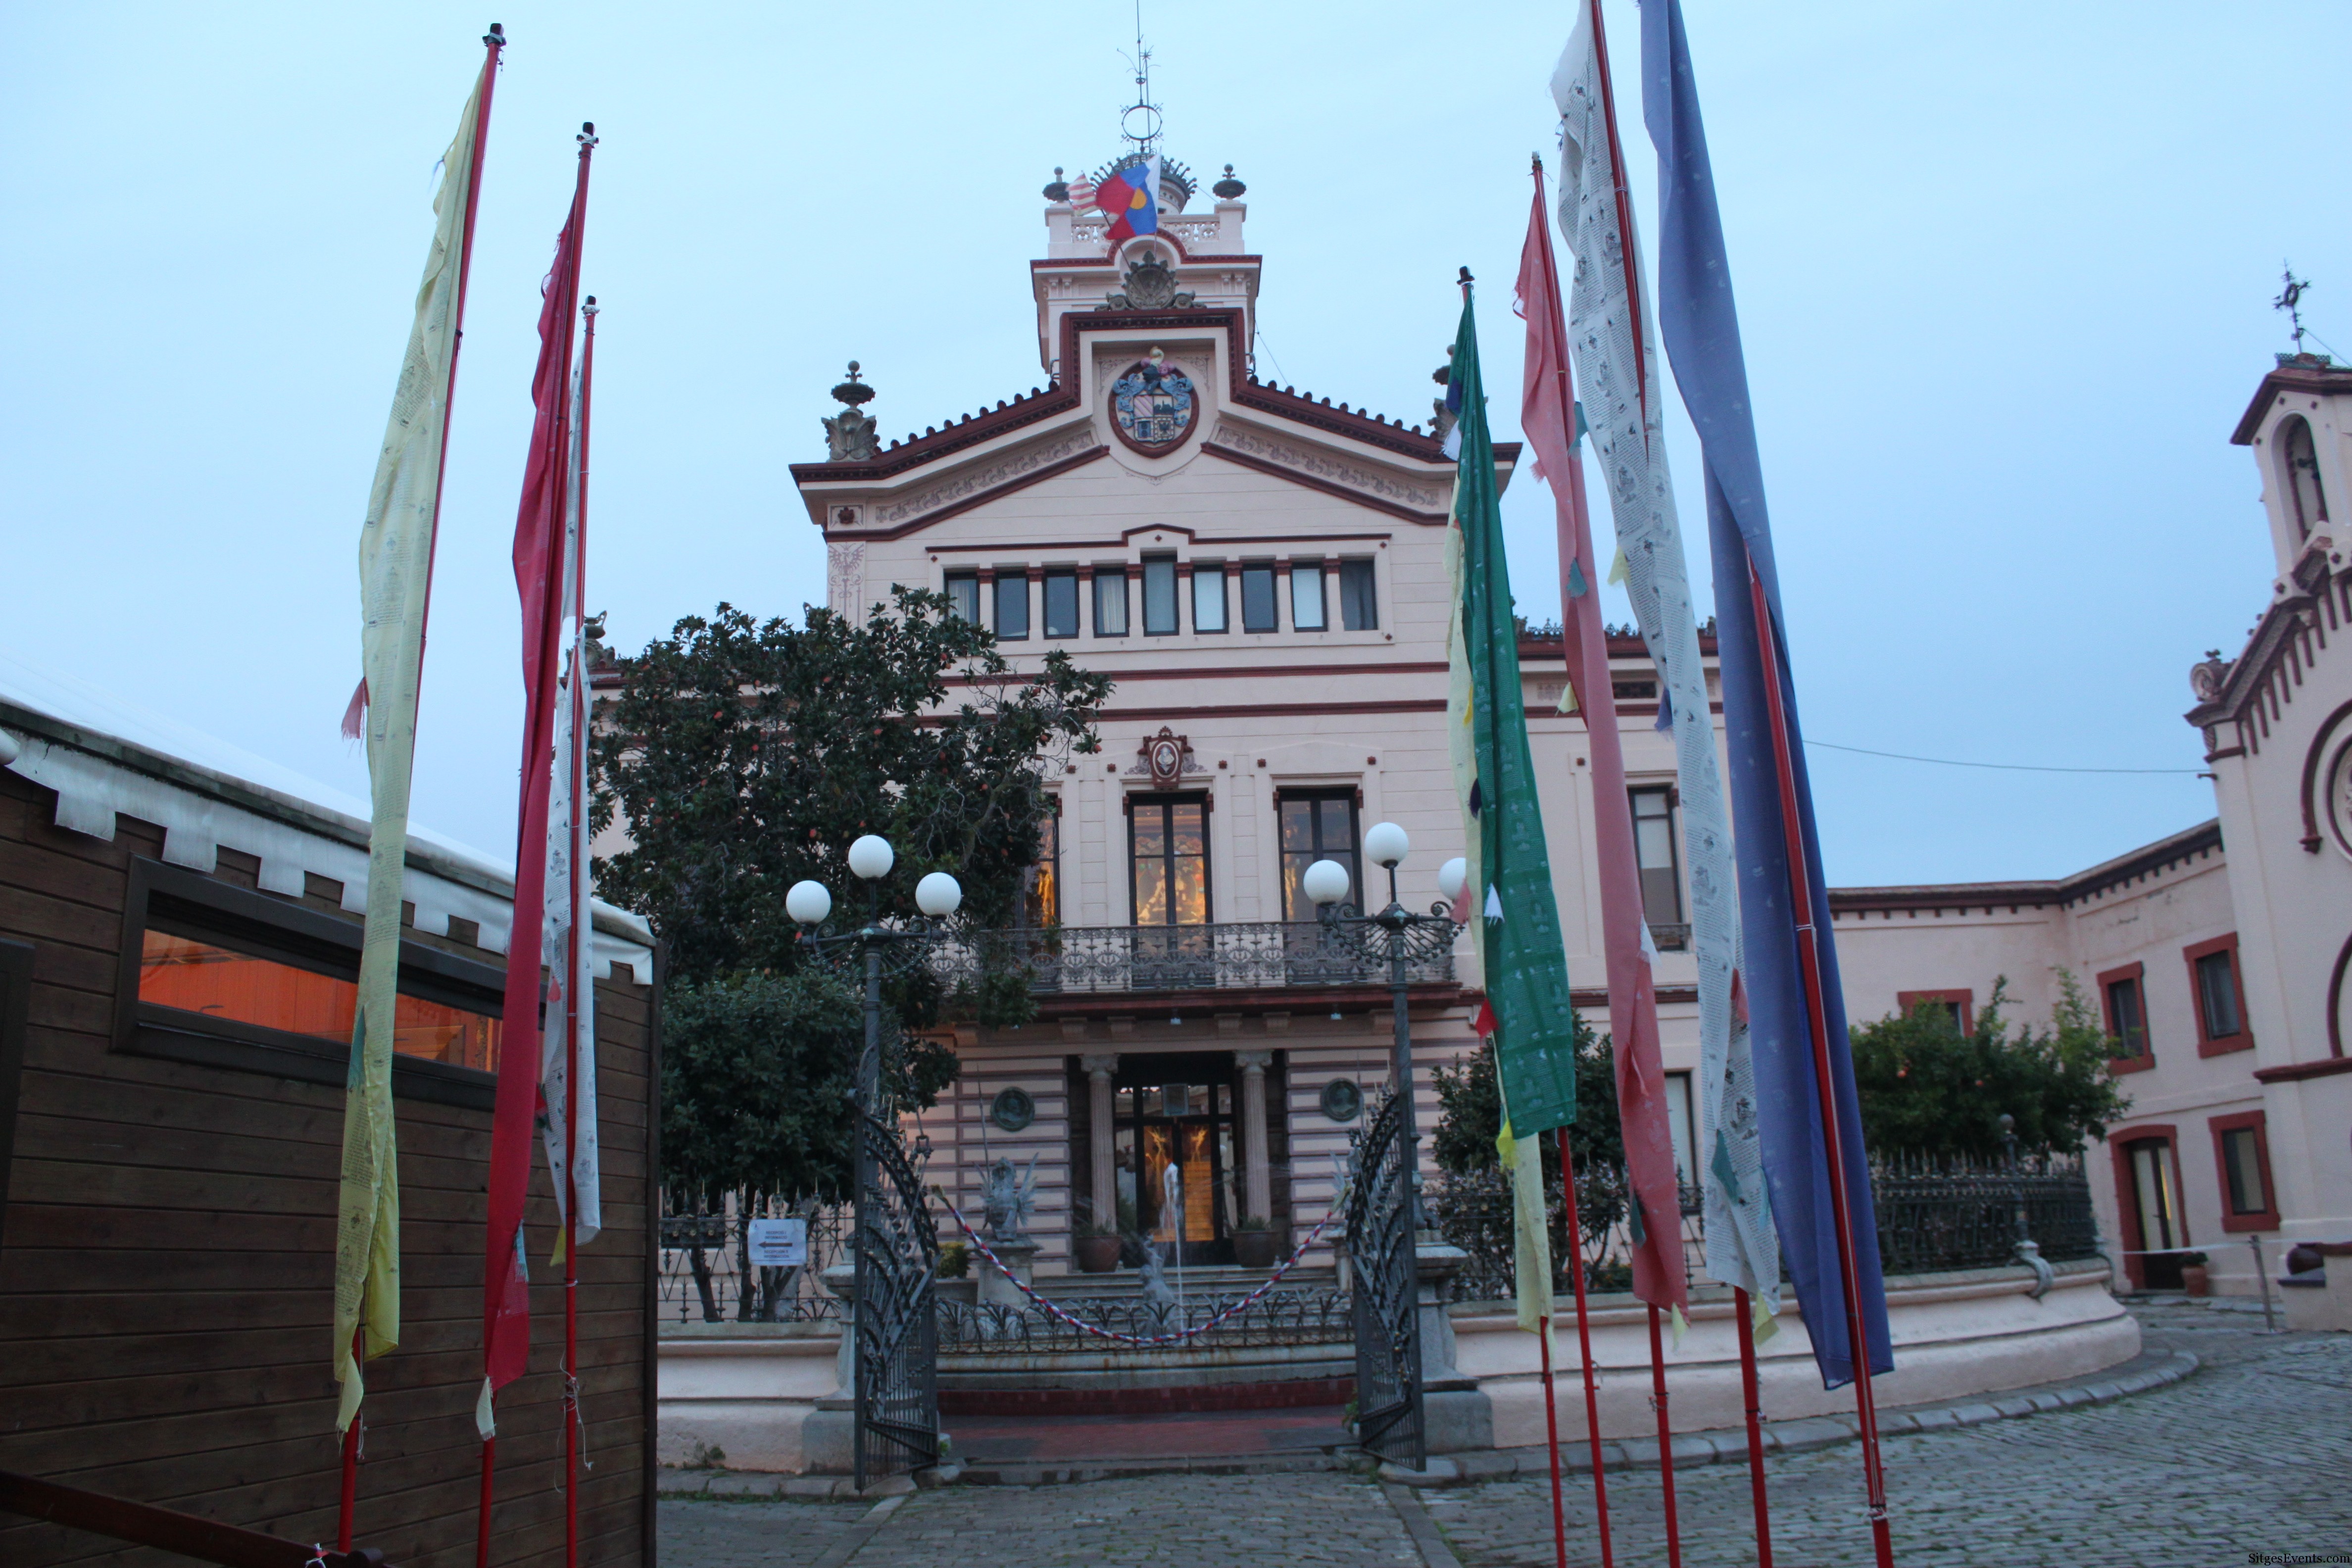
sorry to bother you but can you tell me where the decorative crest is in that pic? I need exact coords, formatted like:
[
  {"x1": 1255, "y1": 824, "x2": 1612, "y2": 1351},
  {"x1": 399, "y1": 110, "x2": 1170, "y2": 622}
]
[
  {"x1": 1108, "y1": 353, "x2": 1197, "y2": 453},
  {"x1": 823, "y1": 360, "x2": 878, "y2": 461},
  {"x1": 1131, "y1": 724, "x2": 1198, "y2": 785},
  {"x1": 1099, "y1": 251, "x2": 1194, "y2": 312}
]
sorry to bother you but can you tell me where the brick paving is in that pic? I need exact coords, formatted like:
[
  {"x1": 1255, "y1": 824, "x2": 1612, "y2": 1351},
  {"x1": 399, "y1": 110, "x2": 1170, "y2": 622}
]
[{"x1": 657, "y1": 1304, "x2": 2352, "y2": 1568}]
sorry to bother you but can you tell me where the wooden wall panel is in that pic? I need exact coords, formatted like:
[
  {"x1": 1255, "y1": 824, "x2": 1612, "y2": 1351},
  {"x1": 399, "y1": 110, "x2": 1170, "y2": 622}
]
[{"x1": 0, "y1": 768, "x2": 652, "y2": 1568}]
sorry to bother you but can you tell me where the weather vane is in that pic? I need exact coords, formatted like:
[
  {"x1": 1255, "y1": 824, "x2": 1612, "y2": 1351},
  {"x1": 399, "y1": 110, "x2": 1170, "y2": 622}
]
[
  {"x1": 1119, "y1": 0, "x2": 1161, "y2": 155},
  {"x1": 2276, "y1": 263, "x2": 2312, "y2": 352}
]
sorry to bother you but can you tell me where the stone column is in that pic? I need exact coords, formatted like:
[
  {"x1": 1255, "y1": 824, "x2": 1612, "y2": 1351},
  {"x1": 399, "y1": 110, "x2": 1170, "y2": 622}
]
[
  {"x1": 1084, "y1": 1053, "x2": 1118, "y2": 1230},
  {"x1": 1235, "y1": 1049, "x2": 1273, "y2": 1224}
]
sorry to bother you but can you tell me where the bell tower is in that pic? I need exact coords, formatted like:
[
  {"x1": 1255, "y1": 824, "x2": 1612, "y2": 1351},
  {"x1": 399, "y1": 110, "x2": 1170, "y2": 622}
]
[{"x1": 2233, "y1": 351, "x2": 2352, "y2": 594}]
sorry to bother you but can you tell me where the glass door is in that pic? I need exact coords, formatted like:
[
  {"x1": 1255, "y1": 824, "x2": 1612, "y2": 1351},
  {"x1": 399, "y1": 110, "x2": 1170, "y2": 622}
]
[
  {"x1": 2127, "y1": 1138, "x2": 2186, "y2": 1290},
  {"x1": 1119, "y1": 1065, "x2": 1236, "y2": 1266}
]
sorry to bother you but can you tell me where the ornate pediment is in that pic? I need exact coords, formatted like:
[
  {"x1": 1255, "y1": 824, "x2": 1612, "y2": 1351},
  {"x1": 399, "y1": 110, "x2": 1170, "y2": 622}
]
[{"x1": 1097, "y1": 251, "x2": 1195, "y2": 312}]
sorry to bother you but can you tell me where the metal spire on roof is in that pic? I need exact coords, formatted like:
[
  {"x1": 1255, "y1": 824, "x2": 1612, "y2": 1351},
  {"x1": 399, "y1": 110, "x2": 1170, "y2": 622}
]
[{"x1": 1119, "y1": 0, "x2": 1161, "y2": 155}]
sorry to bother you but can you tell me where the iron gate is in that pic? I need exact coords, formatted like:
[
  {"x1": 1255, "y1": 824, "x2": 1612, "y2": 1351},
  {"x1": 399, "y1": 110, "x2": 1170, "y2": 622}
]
[
  {"x1": 1346, "y1": 1089, "x2": 1423, "y2": 1468},
  {"x1": 852, "y1": 1100, "x2": 939, "y2": 1487}
]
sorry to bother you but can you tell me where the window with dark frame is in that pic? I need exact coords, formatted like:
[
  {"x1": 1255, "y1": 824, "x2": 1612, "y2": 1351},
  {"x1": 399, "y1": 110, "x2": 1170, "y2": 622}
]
[
  {"x1": 2104, "y1": 972, "x2": 2148, "y2": 1060},
  {"x1": 2219, "y1": 1125, "x2": 2270, "y2": 1217},
  {"x1": 944, "y1": 571, "x2": 980, "y2": 623},
  {"x1": 1291, "y1": 561, "x2": 1327, "y2": 631},
  {"x1": 117, "y1": 858, "x2": 507, "y2": 1110},
  {"x1": 1278, "y1": 788, "x2": 1362, "y2": 922},
  {"x1": 1129, "y1": 793, "x2": 1211, "y2": 925},
  {"x1": 1042, "y1": 569, "x2": 1080, "y2": 639},
  {"x1": 2194, "y1": 946, "x2": 2244, "y2": 1040},
  {"x1": 1240, "y1": 564, "x2": 1278, "y2": 633},
  {"x1": 1142, "y1": 555, "x2": 1179, "y2": 635},
  {"x1": 994, "y1": 573, "x2": 1030, "y2": 639},
  {"x1": 1094, "y1": 570, "x2": 1129, "y2": 636},
  {"x1": 1193, "y1": 562, "x2": 1229, "y2": 633},
  {"x1": 1338, "y1": 559, "x2": 1378, "y2": 630},
  {"x1": 1629, "y1": 786, "x2": 1685, "y2": 941}
]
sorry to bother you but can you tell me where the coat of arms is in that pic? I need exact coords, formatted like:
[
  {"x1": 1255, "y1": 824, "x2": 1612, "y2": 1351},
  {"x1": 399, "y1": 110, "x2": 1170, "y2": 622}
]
[{"x1": 1111, "y1": 349, "x2": 1196, "y2": 453}]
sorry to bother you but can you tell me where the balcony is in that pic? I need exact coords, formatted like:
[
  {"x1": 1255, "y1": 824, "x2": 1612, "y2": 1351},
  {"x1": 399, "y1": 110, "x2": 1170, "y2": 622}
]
[{"x1": 930, "y1": 921, "x2": 1457, "y2": 996}]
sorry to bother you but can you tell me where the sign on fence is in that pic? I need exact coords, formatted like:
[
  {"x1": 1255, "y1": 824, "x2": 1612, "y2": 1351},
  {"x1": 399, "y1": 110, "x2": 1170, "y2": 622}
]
[{"x1": 746, "y1": 1217, "x2": 808, "y2": 1268}]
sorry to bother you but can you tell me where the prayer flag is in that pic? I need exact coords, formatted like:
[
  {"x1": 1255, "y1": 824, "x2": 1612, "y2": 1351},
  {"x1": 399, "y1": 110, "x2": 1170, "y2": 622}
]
[
  {"x1": 1641, "y1": 0, "x2": 1889, "y2": 1386},
  {"x1": 333, "y1": 54, "x2": 491, "y2": 1435},
  {"x1": 483, "y1": 136, "x2": 595, "y2": 1435},
  {"x1": 1443, "y1": 285, "x2": 1578, "y2": 1137},
  {"x1": 1516, "y1": 156, "x2": 1684, "y2": 1314},
  {"x1": 1551, "y1": 0, "x2": 1779, "y2": 1315}
]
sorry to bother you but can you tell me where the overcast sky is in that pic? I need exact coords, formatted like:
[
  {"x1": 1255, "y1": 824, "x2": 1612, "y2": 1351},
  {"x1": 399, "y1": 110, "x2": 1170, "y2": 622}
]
[{"x1": 4, "y1": 2, "x2": 2344, "y2": 888}]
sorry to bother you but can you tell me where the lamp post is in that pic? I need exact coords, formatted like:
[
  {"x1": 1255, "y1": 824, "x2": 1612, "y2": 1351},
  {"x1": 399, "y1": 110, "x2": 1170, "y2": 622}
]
[
  {"x1": 1303, "y1": 824, "x2": 1462, "y2": 1199},
  {"x1": 787, "y1": 836, "x2": 962, "y2": 1488}
]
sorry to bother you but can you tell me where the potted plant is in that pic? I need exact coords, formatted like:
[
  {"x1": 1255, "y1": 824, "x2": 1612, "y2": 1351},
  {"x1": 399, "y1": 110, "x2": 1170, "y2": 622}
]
[
  {"x1": 1074, "y1": 1222, "x2": 1122, "y2": 1274},
  {"x1": 2179, "y1": 1251, "x2": 2211, "y2": 1297},
  {"x1": 1232, "y1": 1215, "x2": 1280, "y2": 1271}
]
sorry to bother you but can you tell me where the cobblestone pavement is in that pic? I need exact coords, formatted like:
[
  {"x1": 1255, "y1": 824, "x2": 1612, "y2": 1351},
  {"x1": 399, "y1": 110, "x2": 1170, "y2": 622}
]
[
  {"x1": 1427, "y1": 1303, "x2": 2352, "y2": 1568},
  {"x1": 657, "y1": 1306, "x2": 2352, "y2": 1568}
]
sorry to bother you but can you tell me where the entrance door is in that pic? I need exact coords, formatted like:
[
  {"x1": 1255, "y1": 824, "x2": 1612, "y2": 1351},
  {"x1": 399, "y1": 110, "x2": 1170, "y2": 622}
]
[
  {"x1": 1113, "y1": 1053, "x2": 1239, "y2": 1266},
  {"x1": 2124, "y1": 1137, "x2": 2186, "y2": 1290}
]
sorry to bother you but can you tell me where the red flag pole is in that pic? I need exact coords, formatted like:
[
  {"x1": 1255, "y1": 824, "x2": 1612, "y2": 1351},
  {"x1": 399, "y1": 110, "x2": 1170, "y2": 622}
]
[
  {"x1": 1735, "y1": 1287, "x2": 1774, "y2": 1568},
  {"x1": 1647, "y1": 1305, "x2": 1682, "y2": 1568},
  {"x1": 1746, "y1": 563, "x2": 1895, "y2": 1568},
  {"x1": 1558, "y1": 1130, "x2": 1613, "y2": 1568},
  {"x1": 480, "y1": 121, "x2": 597, "y2": 1568},
  {"x1": 1537, "y1": 1313, "x2": 1568, "y2": 1568},
  {"x1": 336, "y1": 22, "x2": 501, "y2": 1553}
]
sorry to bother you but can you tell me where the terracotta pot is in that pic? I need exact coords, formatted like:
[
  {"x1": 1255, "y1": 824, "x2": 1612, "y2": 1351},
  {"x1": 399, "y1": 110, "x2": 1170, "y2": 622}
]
[
  {"x1": 1074, "y1": 1233, "x2": 1122, "y2": 1274},
  {"x1": 2182, "y1": 1264, "x2": 2211, "y2": 1297},
  {"x1": 1232, "y1": 1228, "x2": 1281, "y2": 1271}
]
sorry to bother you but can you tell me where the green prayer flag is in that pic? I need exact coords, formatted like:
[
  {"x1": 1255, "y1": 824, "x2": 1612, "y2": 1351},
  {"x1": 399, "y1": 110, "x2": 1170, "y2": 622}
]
[{"x1": 1444, "y1": 285, "x2": 1579, "y2": 1135}]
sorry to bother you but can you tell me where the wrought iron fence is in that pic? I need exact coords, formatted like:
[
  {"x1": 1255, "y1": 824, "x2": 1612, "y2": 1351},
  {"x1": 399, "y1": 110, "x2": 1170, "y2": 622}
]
[
  {"x1": 936, "y1": 1289, "x2": 1353, "y2": 1355},
  {"x1": 927, "y1": 920, "x2": 1455, "y2": 995},
  {"x1": 658, "y1": 1193, "x2": 848, "y2": 1324},
  {"x1": 1427, "y1": 1152, "x2": 2098, "y2": 1302}
]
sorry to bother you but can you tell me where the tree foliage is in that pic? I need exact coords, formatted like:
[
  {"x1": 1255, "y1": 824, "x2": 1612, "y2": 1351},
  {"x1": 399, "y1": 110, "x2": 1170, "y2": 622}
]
[
  {"x1": 593, "y1": 591, "x2": 1109, "y2": 985},
  {"x1": 1849, "y1": 972, "x2": 2131, "y2": 1159},
  {"x1": 1430, "y1": 1014, "x2": 1621, "y2": 1178}
]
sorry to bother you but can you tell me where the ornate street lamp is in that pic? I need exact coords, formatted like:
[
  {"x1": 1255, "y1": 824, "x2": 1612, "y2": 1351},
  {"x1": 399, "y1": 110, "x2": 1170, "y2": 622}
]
[
  {"x1": 1302, "y1": 823, "x2": 1461, "y2": 1186},
  {"x1": 786, "y1": 835, "x2": 962, "y2": 1487}
]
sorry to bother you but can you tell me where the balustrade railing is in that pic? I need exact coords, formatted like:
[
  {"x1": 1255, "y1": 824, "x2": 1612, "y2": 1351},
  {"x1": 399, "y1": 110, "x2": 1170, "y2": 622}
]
[
  {"x1": 937, "y1": 1289, "x2": 1353, "y2": 1355},
  {"x1": 928, "y1": 920, "x2": 1456, "y2": 996}
]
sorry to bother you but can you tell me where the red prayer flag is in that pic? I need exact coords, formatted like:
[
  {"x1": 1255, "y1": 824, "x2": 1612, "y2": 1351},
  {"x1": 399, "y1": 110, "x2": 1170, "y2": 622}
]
[
  {"x1": 481, "y1": 134, "x2": 595, "y2": 1433},
  {"x1": 1516, "y1": 165, "x2": 1686, "y2": 1312}
]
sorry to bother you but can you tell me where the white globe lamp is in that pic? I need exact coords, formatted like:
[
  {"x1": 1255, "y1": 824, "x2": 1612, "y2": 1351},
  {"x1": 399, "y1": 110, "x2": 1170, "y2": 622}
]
[
  {"x1": 1438, "y1": 857, "x2": 1469, "y2": 904},
  {"x1": 785, "y1": 879, "x2": 833, "y2": 926},
  {"x1": 1301, "y1": 858, "x2": 1352, "y2": 908},
  {"x1": 1363, "y1": 821, "x2": 1410, "y2": 870},
  {"x1": 846, "y1": 834, "x2": 895, "y2": 881},
  {"x1": 915, "y1": 871, "x2": 964, "y2": 918}
]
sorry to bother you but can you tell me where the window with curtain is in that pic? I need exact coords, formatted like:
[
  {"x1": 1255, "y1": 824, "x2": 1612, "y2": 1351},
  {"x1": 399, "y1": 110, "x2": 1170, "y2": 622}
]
[
  {"x1": 1240, "y1": 565, "x2": 1277, "y2": 632},
  {"x1": 1629, "y1": 786, "x2": 1684, "y2": 939},
  {"x1": 1095, "y1": 570, "x2": 1129, "y2": 636},
  {"x1": 1291, "y1": 561, "x2": 1327, "y2": 630},
  {"x1": 1193, "y1": 563, "x2": 1228, "y2": 633},
  {"x1": 1042, "y1": 569, "x2": 1079, "y2": 638},
  {"x1": 1021, "y1": 805, "x2": 1060, "y2": 927},
  {"x1": 944, "y1": 571, "x2": 980, "y2": 623},
  {"x1": 2194, "y1": 946, "x2": 2244, "y2": 1040},
  {"x1": 1338, "y1": 559, "x2": 1378, "y2": 630},
  {"x1": 1278, "y1": 789, "x2": 1360, "y2": 921},
  {"x1": 1129, "y1": 794, "x2": 1210, "y2": 925},
  {"x1": 2105, "y1": 972, "x2": 2147, "y2": 1059},
  {"x1": 1143, "y1": 556, "x2": 1179, "y2": 635},
  {"x1": 2219, "y1": 1124, "x2": 2270, "y2": 1217},
  {"x1": 994, "y1": 573, "x2": 1030, "y2": 639}
]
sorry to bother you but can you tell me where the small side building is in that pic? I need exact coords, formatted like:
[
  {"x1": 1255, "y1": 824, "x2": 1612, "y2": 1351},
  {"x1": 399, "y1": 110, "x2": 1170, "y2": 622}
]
[{"x1": 0, "y1": 654, "x2": 658, "y2": 1566}]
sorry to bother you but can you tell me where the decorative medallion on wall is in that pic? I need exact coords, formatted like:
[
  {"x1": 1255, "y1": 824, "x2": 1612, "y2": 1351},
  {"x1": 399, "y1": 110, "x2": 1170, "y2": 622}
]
[
  {"x1": 989, "y1": 1086, "x2": 1036, "y2": 1133},
  {"x1": 1097, "y1": 251, "x2": 1195, "y2": 312},
  {"x1": 1320, "y1": 1078, "x2": 1364, "y2": 1123},
  {"x1": 1110, "y1": 348, "x2": 1197, "y2": 454},
  {"x1": 1130, "y1": 726, "x2": 1199, "y2": 788}
]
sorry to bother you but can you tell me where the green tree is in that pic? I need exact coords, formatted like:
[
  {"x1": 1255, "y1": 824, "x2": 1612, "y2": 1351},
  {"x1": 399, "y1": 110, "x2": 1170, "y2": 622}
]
[
  {"x1": 595, "y1": 591, "x2": 1110, "y2": 1205},
  {"x1": 1850, "y1": 972, "x2": 2131, "y2": 1160},
  {"x1": 1431, "y1": 1015, "x2": 1620, "y2": 1178}
]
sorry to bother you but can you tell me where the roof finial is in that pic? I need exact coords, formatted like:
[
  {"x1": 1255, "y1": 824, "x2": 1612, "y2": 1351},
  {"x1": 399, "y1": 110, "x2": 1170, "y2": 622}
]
[
  {"x1": 1119, "y1": 0, "x2": 1161, "y2": 154},
  {"x1": 2277, "y1": 262, "x2": 2312, "y2": 351}
]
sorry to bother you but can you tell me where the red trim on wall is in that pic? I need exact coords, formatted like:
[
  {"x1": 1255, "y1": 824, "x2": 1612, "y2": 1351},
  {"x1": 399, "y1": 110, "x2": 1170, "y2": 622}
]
[
  {"x1": 2206, "y1": 1109, "x2": 2281, "y2": 1232},
  {"x1": 2107, "y1": 1124, "x2": 2180, "y2": 1290},
  {"x1": 2095, "y1": 961, "x2": 2154, "y2": 1074},
  {"x1": 1896, "y1": 987, "x2": 1974, "y2": 1032},
  {"x1": 2183, "y1": 932, "x2": 2254, "y2": 1057},
  {"x1": 2293, "y1": 698, "x2": 2352, "y2": 853},
  {"x1": 2254, "y1": 1055, "x2": 2352, "y2": 1083}
]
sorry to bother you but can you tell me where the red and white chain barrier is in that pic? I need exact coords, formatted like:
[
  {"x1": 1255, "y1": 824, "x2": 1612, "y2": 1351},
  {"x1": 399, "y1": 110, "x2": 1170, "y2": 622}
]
[{"x1": 933, "y1": 1189, "x2": 1348, "y2": 1347}]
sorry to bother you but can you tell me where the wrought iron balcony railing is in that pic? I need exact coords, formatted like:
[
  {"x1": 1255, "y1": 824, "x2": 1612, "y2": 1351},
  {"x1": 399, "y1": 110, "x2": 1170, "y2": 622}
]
[
  {"x1": 1648, "y1": 922, "x2": 1692, "y2": 952},
  {"x1": 928, "y1": 920, "x2": 1457, "y2": 996}
]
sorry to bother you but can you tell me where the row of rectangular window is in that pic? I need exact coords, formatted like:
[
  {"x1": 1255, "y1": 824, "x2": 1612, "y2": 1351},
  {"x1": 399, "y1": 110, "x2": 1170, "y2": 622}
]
[{"x1": 947, "y1": 557, "x2": 1379, "y2": 640}]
